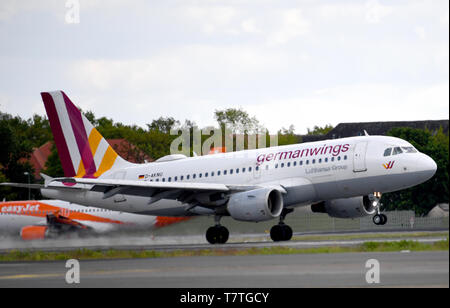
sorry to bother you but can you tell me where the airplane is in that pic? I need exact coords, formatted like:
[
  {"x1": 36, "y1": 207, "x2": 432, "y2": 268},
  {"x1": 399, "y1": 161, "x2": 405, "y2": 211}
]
[
  {"x1": 0, "y1": 199, "x2": 188, "y2": 240},
  {"x1": 1, "y1": 91, "x2": 438, "y2": 244}
]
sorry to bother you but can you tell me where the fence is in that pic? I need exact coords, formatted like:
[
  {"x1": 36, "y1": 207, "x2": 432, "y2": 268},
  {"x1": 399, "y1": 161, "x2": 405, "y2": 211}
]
[{"x1": 152, "y1": 210, "x2": 449, "y2": 236}]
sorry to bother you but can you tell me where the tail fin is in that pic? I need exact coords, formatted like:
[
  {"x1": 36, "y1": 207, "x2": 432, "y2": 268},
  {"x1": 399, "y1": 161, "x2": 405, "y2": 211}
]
[{"x1": 41, "y1": 91, "x2": 132, "y2": 178}]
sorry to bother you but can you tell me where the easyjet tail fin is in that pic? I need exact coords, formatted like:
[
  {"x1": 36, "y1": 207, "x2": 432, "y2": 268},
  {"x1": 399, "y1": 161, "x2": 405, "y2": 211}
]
[{"x1": 41, "y1": 91, "x2": 133, "y2": 178}]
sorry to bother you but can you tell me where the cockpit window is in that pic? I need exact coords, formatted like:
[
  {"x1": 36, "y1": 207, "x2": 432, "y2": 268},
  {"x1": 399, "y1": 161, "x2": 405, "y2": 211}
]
[
  {"x1": 392, "y1": 147, "x2": 403, "y2": 155},
  {"x1": 383, "y1": 148, "x2": 392, "y2": 157},
  {"x1": 402, "y1": 146, "x2": 417, "y2": 153}
]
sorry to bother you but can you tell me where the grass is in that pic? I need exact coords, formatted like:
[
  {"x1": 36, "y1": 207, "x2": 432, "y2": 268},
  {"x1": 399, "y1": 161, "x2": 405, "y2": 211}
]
[
  {"x1": 290, "y1": 231, "x2": 449, "y2": 242},
  {"x1": 0, "y1": 238, "x2": 447, "y2": 262}
]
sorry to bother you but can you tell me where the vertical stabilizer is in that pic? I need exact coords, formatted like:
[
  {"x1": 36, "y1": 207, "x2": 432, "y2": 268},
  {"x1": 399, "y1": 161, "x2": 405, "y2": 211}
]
[{"x1": 41, "y1": 91, "x2": 132, "y2": 178}]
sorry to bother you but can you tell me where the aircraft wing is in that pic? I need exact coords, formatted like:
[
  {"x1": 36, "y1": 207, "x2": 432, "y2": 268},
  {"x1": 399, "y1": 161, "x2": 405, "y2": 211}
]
[
  {"x1": 0, "y1": 183, "x2": 44, "y2": 189},
  {"x1": 47, "y1": 177, "x2": 265, "y2": 205}
]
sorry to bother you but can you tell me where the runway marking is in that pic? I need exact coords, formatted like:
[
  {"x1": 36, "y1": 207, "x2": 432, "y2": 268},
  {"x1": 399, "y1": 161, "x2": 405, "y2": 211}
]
[{"x1": 0, "y1": 273, "x2": 62, "y2": 280}]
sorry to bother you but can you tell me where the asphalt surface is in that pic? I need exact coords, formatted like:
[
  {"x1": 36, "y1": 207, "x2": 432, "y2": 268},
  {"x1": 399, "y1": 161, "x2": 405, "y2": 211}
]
[
  {"x1": 0, "y1": 231, "x2": 447, "y2": 253},
  {"x1": 0, "y1": 251, "x2": 448, "y2": 288}
]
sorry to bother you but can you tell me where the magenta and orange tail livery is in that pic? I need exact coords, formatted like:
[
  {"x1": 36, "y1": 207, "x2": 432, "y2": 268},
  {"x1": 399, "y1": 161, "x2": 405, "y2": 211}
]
[{"x1": 41, "y1": 91, "x2": 133, "y2": 178}]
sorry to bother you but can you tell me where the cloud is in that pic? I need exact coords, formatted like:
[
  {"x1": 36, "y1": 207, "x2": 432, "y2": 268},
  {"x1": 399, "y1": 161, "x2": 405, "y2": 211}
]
[
  {"x1": 414, "y1": 26, "x2": 426, "y2": 40},
  {"x1": 266, "y1": 9, "x2": 310, "y2": 45},
  {"x1": 365, "y1": 0, "x2": 393, "y2": 24},
  {"x1": 183, "y1": 5, "x2": 239, "y2": 34},
  {"x1": 0, "y1": 0, "x2": 148, "y2": 22},
  {"x1": 68, "y1": 45, "x2": 298, "y2": 92},
  {"x1": 246, "y1": 83, "x2": 449, "y2": 134}
]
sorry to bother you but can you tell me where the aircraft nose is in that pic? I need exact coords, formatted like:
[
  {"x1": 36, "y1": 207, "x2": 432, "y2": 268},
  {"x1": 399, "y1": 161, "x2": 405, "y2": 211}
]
[{"x1": 418, "y1": 154, "x2": 437, "y2": 181}]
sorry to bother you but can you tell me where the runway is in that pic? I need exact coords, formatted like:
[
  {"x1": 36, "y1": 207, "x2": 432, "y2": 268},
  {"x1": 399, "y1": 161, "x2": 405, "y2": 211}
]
[
  {"x1": 0, "y1": 231, "x2": 447, "y2": 253},
  {"x1": 0, "y1": 251, "x2": 448, "y2": 288}
]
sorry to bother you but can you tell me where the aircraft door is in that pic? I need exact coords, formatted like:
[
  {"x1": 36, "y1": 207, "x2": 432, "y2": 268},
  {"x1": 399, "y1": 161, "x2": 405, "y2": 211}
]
[{"x1": 353, "y1": 142, "x2": 368, "y2": 172}]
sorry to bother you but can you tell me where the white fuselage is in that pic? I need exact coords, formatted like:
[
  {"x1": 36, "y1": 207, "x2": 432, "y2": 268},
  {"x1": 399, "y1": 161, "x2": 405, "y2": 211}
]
[{"x1": 42, "y1": 135, "x2": 437, "y2": 217}]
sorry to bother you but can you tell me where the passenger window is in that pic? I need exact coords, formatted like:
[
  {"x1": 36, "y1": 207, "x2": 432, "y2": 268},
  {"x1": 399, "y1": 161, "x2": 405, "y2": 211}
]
[
  {"x1": 230, "y1": 169, "x2": 233, "y2": 175},
  {"x1": 236, "y1": 168, "x2": 239, "y2": 174},
  {"x1": 205, "y1": 172, "x2": 208, "y2": 177},
  {"x1": 318, "y1": 158, "x2": 322, "y2": 163},
  {"x1": 218, "y1": 171, "x2": 221, "y2": 176},
  {"x1": 224, "y1": 170, "x2": 227, "y2": 175},
  {"x1": 249, "y1": 167, "x2": 252, "y2": 172},
  {"x1": 393, "y1": 147, "x2": 403, "y2": 155},
  {"x1": 383, "y1": 148, "x2": 392, "y2": 156},
  {"x1": 281, "y1": 163, "x2": 284, "y2": 168},
  {"x1": 187, "y1": 175, "x2": 190, "y2": 180},
  {"x1": 287, "y1": 162, "x2": 291, "y2": 167},
  {"x1": 193, "y1": 174, "x2": 196, "y2": 179}
]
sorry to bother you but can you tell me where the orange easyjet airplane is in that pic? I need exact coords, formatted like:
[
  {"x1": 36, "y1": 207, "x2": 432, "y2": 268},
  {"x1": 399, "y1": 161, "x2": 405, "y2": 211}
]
[{"x1": 0, "y1": 200, "x2": 188, "y2": 240}]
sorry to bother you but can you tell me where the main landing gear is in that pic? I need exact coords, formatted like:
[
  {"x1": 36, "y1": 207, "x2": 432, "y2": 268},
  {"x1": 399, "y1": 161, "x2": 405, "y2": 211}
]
[
  {"x1": 270, "y1": 208, "x2": 294, "y2": 242},
  {"x1": 371, "y1": 192, "x2": 387, "y2": 226},
  {"x1": 206, "y1": 215, "x2": 229, "y2": 244}
]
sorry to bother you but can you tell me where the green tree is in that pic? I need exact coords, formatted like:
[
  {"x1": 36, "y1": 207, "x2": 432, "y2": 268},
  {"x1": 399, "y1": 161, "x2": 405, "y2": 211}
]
[
  {"x1": 214, "y1": 108, "x2": 263, "y2": 134},
  {"x1": 307, "y1": 124, "x2": 334, "y2": 135},
  {"x1": 278, "y1": 125, "x2": 301, "y2": 146},
  {"x1": 147, "y1": 117, "x2": 180, "y2": 134},
  {"x1": 0, "y1": 114, "x2": 36, "y2": 200},
  {"x1": 381, "y1": 127, "x2": 449, "y2": 216},
  {"x1": 42, "y1": 143, "x2": 64, "y2": 177}
]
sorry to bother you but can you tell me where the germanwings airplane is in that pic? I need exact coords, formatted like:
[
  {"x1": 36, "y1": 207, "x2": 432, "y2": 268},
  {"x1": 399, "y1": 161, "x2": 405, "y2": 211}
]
[
  {"x1": 0, "y1": 200, "x2": 187, "y2": 240},
  {"x1": 2, "y1": 91, "x2": 437, "y2": 244}
]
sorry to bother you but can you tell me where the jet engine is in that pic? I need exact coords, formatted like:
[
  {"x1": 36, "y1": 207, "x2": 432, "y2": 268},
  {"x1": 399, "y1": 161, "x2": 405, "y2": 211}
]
[
  {"x1": 227, "y1": 188, "x2": 284, "y2": 222},
  {"x1": 20, "y1": 225, "x2": 49, "y2": 241},
  {"x1": 311, "y1": 196, "x2": 377, "y2": 218}
]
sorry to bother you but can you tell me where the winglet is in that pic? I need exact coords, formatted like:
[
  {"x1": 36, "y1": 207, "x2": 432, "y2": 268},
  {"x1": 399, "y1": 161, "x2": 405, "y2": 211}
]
[{"x1": 40, "y1": 173, "x2": 53, "y2": 186}]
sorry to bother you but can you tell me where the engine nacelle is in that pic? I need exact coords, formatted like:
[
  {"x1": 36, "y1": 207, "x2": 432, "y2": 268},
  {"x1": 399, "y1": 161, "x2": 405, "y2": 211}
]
[
  {"x1": 20, "y1": 226, "x2": 49, "y2": 241},
  {"x1": 311, "y1": 196, "x2": 377, "y2": 218},
  {"x1": 227, "y1": 188, "x2": 284, "y2": 222}
]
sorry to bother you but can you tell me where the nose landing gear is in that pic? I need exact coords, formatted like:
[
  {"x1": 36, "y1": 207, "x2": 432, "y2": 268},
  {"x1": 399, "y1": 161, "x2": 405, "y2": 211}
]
[
  {"x1": 371, "y1": 192, "x2": 387, "y2": 226},
  {"x1": 373, "y1": 213, "x2": 387, "y2": 225}
]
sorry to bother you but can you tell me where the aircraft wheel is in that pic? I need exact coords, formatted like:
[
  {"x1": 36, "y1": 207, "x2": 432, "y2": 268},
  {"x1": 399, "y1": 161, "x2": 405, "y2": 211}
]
[
  {"x1": 270, "y1": 224, "x2": 293, "y2": 242},
  {"x1": 373, "y1": 214, "x2": 382, "y2": 225},
  {"x1": 206, "y1": 225, "x2": 229, "y2": 244},
  {"x1": 380, "y1": 214, "x2": 388, "y2": 225},
  {"x1": 284, "y1": 225, "x2": 293, "y2": 241}
]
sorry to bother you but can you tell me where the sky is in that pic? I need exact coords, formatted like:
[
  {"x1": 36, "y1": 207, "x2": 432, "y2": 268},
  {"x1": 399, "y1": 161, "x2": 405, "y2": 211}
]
[{"x1": 0, "y1": 0, "x2": 448, "y2": 134}]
